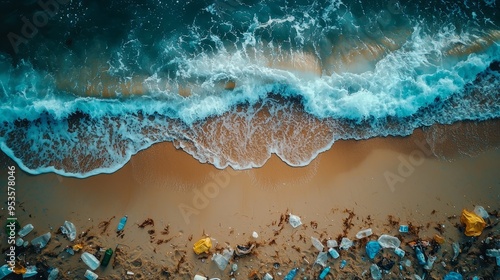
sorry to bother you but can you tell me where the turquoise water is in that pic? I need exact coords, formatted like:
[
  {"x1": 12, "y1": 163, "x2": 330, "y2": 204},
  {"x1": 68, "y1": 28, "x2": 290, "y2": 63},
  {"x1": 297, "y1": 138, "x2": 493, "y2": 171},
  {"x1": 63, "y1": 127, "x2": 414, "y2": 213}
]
[{"x1": 0, "y1": 0, "x2": 499, "y2": 176}]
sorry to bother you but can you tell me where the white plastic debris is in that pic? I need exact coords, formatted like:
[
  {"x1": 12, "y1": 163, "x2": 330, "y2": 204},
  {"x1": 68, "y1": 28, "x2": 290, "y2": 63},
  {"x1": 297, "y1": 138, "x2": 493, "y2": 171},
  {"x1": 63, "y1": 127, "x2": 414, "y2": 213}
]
[
  {"x1": 252, "y1": 231, "x2": 259, "y2": 238},
  {"x1": 126, "y1": 271, "x2": 134, "y2": 275},
  {"x1": 339, "y1": 237, "x2": 353, "y2": 250},
  {"x1": 60, "y1": 221, "x2": 77, "y2": 241},
  {"x1": 355, "y1": 228, "x2": 373, "y2": 239},
  {"x1": 473, "y1": 205, "x2": 489, "y2": 220},
  {"x1": 314, "y1": 251, "x2": 328, "y2": 267},
  {"x1": 212, "y1": 248, "x2": 234, "y2": 270},
  {"x1": 311, "y1": 236, "x2": 324, "y2": 251},
  {"x1": 326, "y1": 239, "x2": 338, "y2": 248},
  {"x1": 289, "y1": 214, "x2": 302, "y2": 228},
  {"x1": 377, "y1": 234, "x2": 401, "y2": 249}
]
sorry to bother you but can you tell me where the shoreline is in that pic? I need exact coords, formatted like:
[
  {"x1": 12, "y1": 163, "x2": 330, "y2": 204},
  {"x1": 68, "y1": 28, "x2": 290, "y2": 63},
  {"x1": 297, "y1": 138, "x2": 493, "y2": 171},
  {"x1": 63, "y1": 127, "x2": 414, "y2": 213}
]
[{"x1": 0, "y1": 122, "x2": 499, "y2": 279}]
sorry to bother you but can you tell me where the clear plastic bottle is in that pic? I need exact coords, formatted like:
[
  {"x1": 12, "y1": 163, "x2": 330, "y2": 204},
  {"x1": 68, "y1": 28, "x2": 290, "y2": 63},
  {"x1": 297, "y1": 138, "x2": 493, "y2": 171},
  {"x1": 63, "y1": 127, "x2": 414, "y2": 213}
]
[
  {"x1": 117, "y1": 215, "x2": 128, "y2": 231},
  {"x1": 81, "y1": 252, "x2": 100, "y2": 270},
  {"x1": 18, "y1": 224, "x2": 34, "y2": 238},
  {"x1": 356, "y1": 228, "x2": 373, "y2": 239},
  {"x1": 84, "y1": 269, "x2": 98, "y2": 280},
  {"x1": 31, "y1": 232, "x2": 51, "y2": 249}
]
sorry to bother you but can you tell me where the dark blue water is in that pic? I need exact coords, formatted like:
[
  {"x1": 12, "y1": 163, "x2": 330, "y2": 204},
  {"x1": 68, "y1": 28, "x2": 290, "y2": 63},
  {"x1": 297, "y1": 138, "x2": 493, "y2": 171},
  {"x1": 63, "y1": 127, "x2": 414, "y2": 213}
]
[{"x1": 0, "y1": 0, "x2": 499, "y2": 176}]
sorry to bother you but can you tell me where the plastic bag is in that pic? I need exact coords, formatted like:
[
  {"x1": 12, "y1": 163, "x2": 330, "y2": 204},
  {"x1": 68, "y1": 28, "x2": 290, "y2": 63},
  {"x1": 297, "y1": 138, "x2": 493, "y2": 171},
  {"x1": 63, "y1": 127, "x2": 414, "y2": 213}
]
[
  {"x1": 460, "y1": 209, "x2": 486, "y2": 237},
  {"x1": 288, "y1": 213, "x2": 302, "y2": 228},
  {"x1": 193, "y1": 237, "x2": 212, "y2": 255}
]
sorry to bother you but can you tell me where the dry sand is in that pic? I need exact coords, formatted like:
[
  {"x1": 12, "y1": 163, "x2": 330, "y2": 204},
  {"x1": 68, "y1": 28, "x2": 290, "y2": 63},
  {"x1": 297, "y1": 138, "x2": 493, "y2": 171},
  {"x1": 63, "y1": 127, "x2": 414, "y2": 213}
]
[{"x1": 0, "y1": 122, "x2": 499, "y2": 279}]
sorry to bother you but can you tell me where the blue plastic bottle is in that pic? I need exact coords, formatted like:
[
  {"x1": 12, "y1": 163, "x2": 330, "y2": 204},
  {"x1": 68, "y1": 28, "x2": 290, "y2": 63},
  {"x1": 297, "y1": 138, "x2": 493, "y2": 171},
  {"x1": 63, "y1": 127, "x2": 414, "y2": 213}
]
[
  {"x1": 415, "y1": 246, "x2": 427, "y2": 265},
  {"x1": 117, "y1": 215, "x2": 128, "y2": 231},
  {"x1": 340, "y1": 259, "x2": 347, "y2": 269},
  {"x1": 318, "y1": 266, "x2": 330, "y2": 280},
  {"x1": 284, "y1": 268, "x2": 299, "y2": 280}
]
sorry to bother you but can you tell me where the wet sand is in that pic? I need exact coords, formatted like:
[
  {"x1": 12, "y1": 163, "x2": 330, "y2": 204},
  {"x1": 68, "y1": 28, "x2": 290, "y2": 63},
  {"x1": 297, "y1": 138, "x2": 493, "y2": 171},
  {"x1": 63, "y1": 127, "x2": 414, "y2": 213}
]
[{"x1": 0, "y1": 122, "x2": 499, "y2": 279}]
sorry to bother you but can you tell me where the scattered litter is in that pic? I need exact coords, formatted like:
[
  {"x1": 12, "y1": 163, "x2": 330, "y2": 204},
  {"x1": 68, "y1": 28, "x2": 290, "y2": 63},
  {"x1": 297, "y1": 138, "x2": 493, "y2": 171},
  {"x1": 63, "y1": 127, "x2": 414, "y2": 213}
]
[
  {"x1": 378, "y1": 234, "x2": 401, "y2": 249},
  {"x1": 377, "y1": 257, "x2": 395, "y2": 270},
  {"x1": 235, "y1": 243, "x2": 255, "y2": 256},
  {"x1": 81, "y1": 252, "x2": 100, "y2": 270},
  {"x1": 263, "y1": 272, "x2": 273, "y2": 280},
  {"x1": 460, "y1": 209, "x2": 486, "y2": 237},
  {"x1": 355, "y1": 228, "x2": 373, "y2": 239},
  {"x1": 60, "y1": 221, "x2": 77, "y2": 241},
  {"x1": 47, "y1": 268, "x2": 59, "y2": 280},
  {"x1": 370, "y1": 263, "x2": 382, "y2": 280},
  {"x1": 366, "y1": 240, "x2": 381, "y2": 259},
  {"x1": 193, "y1": 237, "x2": 212, "y2": 255},
  {"x1": 443, "y1": 272, "x2": 463, "y2": 280},
  {"x1": 252, "y1": 231, "x2": 259, "y2": 238},
  {"x1": 23, "y1": 266, "x2": 37, "y2": 278},
  {"x1": 394, "y1": 247, "x2": 405, "y2": 258},
  {"x1": 288, "y1": 214, "x2": 302, "y2": 228},
  {"x1": 18, "y1": 224, "x2": 34, "y2": 238},
  {"x1": 473, "y1": 205, "x2": 489, "y2": 220},
  {"x1": 328, "y1": 248, "x2": 340, "y2": 259},
  {"x1": 311, "y1": 236, "x2": 324, "y2": 251},
  {"x1": 452, "y1": 242, "x2": 461, "y2": 261},
  {"x1": 339, "y1": 237, "x2": 353, "y2": 250},
  {"x1": 31, "y1": 232, "x2": 51, "y2": 249},
  {"x1": 315, "y1": 251, "x2": 328, "y2": 267},
  {"x1": 117, "y1": 215, "x2": 128, "y2": 232},
  {"x1": 212, "y1": 247, "x2": 234, "y2": 270},
  {"x1": 399, "y1": 225, "x2": 409, "y2": 233},
  {"x1": 84, "y1": 269, "x2": 98, "y2": 280},
  {"x1": 326, "y1": 239, "x2": 338, "y2": 248}
]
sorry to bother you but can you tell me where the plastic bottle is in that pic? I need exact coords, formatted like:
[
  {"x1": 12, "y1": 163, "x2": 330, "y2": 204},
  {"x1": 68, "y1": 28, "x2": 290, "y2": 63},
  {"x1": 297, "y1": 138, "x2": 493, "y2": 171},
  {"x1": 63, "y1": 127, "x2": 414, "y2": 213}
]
[
  {"x1": 311, "y1": 236, "x2": 324, "y2": 251},
  {"x1": 31, "y1": 232, "x2": 51, "y2": 249},
  {"x1": 424, "y1": 255, "x2": 437, "y2": 270},
  {"x1": 370, "y1": 264, "x2": 382, "y2": 280},
  {"x1": 101, "y1": 248, "x2": 113, "y2": 267},
  {"x1": 394, "y1": 247, "x2": 405, "y2": 258},
  {"x1": 81, "y1": 252, "x2": 100, "y2": 270},
  {"x1": 0, "y1": 264, "x2": 12, "y2": 279},
  {"x1": 415, "y1": 246, "x2": 427, "y2": 265},
  {"x1": 340, "y1": 260, "x2": 347, "y2": 269},
  {"x1": 84, "y1": 269, "x2": 98, "y2": 280},
  {"x1": 24, "y1": 266, "x2": 38, "y2": 278},
  {"x1": 284, "y1": 268, "x2": 299, "y2": 280},
  {"x1": 117, "y1": 215, "x2": 128, "y2": 231},
  {"x1": 328, "y1": 248, "x2": 340, "y2": 259},
  {"x1": 48, "y1": 268, "x2": 59, "y2": 280},
  {"x1": 378, "y1": 234, "x2": 401, "y2": 249},
  {"x1": 18, "y1": 224, "x2": 34, "y2": 238},
  {"x1": 356, "y1": 228, "x2": 373, "y2": 239},
  {"x1": 318, "y1": 266, "x2": 330, "y2": 280}
]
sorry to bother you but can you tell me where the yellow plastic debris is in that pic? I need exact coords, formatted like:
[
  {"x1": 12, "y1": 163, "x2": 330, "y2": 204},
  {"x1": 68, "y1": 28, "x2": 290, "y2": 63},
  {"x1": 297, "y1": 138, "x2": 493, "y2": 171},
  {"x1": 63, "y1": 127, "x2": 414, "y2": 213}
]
[
  {"x1": 460, "y1": 209, "x2": 486, "y2": 237},
  {"x1": 193, "y1": 237, "x2": 212, "y2": 255},
  {"x1": 72, "y1": 243, "x2": 84, "y2": 251},
  {"x1": 13, "y1": 264, "x2": 26, "y2": 275},
  {"x1": 433, "y1": 234, "x2": 445, "y2": 244}
]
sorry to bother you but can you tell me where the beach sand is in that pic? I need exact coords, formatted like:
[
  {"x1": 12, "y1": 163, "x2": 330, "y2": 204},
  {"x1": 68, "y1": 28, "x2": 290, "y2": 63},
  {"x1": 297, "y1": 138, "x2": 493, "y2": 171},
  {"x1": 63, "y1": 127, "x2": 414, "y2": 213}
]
[{"x1": 0, "y1": 121, "x2": 499, "y2": 279}]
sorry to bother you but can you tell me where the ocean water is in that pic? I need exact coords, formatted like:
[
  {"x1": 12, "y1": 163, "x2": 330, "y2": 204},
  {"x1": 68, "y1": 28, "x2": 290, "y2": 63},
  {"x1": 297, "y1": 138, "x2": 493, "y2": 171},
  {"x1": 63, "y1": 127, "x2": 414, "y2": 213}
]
[{"x1": 0, "y1": 0, "x2": 499, "y2": 177}]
